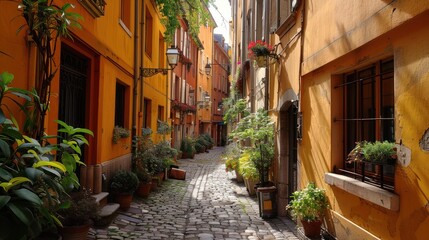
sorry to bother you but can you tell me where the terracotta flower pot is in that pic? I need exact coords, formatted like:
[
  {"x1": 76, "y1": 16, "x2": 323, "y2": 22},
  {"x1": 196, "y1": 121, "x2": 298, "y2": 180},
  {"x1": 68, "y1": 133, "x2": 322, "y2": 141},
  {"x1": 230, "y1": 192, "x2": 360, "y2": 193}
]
[
  {"x1": 115, "y1": 193, "x2": 133, "y2": 211},
  {"x1": 301, "y1": 220, "x2": 322, "y2": 238},
  {"x1": 136, "y1": 182, "x2": 151, "y2": 198},
  {"x1": 59, "y1": 223, "x2": 91, "y2": 240}
]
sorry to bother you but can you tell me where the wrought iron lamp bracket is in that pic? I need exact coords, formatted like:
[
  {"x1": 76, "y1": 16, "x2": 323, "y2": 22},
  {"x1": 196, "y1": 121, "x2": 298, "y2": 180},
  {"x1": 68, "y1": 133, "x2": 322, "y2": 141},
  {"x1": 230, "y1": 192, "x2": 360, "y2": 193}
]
[{"x1": 140, "y1": 68, "x2": 171, "y2": 78}]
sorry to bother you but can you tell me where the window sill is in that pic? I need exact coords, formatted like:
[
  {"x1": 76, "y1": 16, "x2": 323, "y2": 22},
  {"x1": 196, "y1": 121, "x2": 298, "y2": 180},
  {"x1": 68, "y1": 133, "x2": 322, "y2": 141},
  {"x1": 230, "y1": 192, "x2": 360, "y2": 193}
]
[
  {"x1": 324, "y1": 173, "x2": 399, "y2": 211},
  {"x1": 118, "y1": 19, "x2": 132, "y2": 37}
]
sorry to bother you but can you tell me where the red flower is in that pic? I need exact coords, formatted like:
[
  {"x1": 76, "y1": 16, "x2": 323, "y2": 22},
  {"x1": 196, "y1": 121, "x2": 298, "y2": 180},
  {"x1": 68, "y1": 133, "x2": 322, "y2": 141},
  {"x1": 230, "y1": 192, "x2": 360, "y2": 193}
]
[{"x1": 247, "y1": 40, "x2": 273, "y2": 58}]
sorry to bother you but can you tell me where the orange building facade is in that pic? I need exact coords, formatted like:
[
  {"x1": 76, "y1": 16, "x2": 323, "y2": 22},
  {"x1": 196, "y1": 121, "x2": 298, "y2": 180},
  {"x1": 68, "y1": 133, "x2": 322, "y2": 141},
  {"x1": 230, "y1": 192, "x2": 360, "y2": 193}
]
[
  {"x1": 196, "y1": 16, "x2": 216, "y2": 136},
  {"x1": 0, "y1": 0, "x2": 170, "y2": 191},
  {"x1": 211, "y1": 34, "x2": 230, "y2": 146}
]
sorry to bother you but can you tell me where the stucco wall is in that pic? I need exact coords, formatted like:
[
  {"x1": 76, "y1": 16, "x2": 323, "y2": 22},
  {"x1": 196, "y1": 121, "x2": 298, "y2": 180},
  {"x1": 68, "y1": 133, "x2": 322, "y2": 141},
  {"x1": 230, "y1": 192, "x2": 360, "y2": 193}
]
[{"x1": 299, "y1": 1, "x2": 429, "y2": 239}]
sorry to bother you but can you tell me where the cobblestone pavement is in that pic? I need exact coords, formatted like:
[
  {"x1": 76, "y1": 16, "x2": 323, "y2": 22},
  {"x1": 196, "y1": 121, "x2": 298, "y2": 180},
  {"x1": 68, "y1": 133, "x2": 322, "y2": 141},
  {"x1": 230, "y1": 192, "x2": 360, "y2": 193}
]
[{"x1": 90, "y1": 147, "x2": 299, "y2": 240}]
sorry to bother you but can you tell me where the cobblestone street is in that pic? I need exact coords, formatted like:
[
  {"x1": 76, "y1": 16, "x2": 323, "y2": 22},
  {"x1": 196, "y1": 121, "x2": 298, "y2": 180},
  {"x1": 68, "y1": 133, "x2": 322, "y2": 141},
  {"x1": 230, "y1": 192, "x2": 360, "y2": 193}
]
[{"x1": 90, "y1": 147, "x2": 299, "y2": 240}]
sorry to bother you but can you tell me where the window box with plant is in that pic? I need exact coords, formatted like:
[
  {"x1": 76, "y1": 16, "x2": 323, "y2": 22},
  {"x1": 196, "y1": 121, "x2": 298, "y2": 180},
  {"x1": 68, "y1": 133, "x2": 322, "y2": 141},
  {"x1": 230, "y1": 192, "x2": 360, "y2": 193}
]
[
  {"x1": 286, "y1": 183, "x2": 329, "y2": 238},
  {"x1": 112, "y1": 126, "x2": 131, "y2": 144},
  {"x1": 346, "y1": 141, "x2": 397, "y2": 189}
]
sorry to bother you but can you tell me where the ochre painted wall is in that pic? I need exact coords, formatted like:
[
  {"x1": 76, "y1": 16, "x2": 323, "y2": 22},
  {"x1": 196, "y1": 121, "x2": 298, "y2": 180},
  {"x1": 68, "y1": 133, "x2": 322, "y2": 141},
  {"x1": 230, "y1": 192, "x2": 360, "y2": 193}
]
[
  {"x1": 140, "y1": 1, "x2": 168, "y2": 144},
  {"x1": 0, "y1": 1, "x2": 136, "y2": 165},
  {"x1": 298, "y1": 1, "x2": 429, "y2": 239}
]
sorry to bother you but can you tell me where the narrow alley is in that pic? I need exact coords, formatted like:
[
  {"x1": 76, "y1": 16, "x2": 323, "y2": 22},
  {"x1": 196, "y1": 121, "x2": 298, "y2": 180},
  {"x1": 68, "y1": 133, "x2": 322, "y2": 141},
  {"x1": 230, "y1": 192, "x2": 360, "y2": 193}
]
[{"x1": 90, "y1": 147, "x2": 298, "y2": 240}]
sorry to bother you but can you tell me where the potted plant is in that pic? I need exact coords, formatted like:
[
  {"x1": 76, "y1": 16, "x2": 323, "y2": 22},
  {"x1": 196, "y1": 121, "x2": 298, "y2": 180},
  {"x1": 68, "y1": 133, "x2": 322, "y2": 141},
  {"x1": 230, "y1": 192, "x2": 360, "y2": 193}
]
[
  {"x1": 347, "y1": 141, "x2": 397, "y2": 165},
  {"x1": 134, "y1": 166, "x2": 152, "y2": 198},
  {"x1": 247, "y1": 40, "x2": 274, "y2": 67},
  {"x1": 180, "y1": 137, "x2": 196, "y2": 159},
  {"x1": 238, "y1": 150, "x2": 259, "y2": 195},
  {"x1": 57, "y1": 190, "x2": 99, "y2": 240},
  {"x1": 286, "y1": 183, "x2": 330, "y2": 238},
  {"x1": 223, "y1": 142, "x2": 243, "y2": 182},
  {"x1": 110, "y1": 170, "x2": 139, "y2": 210}
]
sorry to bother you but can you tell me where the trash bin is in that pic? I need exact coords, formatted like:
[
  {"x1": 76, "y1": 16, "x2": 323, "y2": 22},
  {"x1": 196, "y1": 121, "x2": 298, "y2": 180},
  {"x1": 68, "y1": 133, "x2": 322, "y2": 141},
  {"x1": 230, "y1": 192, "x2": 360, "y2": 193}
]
[{"x1": 256, "y1": 186, "x2": 277, "y2": 219}]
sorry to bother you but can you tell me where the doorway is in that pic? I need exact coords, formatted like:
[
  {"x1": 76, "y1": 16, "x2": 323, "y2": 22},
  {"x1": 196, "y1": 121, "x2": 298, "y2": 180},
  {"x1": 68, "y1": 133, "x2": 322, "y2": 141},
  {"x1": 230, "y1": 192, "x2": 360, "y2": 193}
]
[{"x1": 278, "y1": 101, "x2": 298, "y2": 216}]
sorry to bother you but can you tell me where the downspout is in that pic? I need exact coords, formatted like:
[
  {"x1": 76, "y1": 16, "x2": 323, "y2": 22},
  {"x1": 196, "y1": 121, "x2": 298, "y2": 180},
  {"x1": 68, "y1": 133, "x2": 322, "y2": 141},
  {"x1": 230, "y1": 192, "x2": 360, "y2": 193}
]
[
  {"x1": 140, "y1": 2, "x2": 146, "y2": 125},
  {"x1": 132, "y1": 0, "x2": 139, "y2": 158},
  {"x1": 241, "y1": 0, "x2": 246, "y2": 101},
  {"x1": 250, "y1": 0, "x2": 255, "y2": 113},
  {"x1": 264, "y1": 0, "x2": 269, "y2": 111}
]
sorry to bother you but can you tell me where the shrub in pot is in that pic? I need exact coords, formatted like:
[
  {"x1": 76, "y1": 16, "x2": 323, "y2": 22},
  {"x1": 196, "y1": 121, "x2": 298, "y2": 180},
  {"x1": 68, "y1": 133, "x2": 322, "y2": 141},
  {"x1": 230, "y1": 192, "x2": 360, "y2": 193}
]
[
  {"x1": 57, "y1": 189, "x2": 99, "y2": 239},
  {"x1": 286, "y1": 183, "x2": 329, "y2": 238},
  {"x1": 180, "y1": 137, "x2": 196, "y2": 159},
  {"x1": 135, "y1": 166, "x2": 152, "y2": 198},
  {"x1": 110, "y1": 170, "x2": 139, "y2": 210}
]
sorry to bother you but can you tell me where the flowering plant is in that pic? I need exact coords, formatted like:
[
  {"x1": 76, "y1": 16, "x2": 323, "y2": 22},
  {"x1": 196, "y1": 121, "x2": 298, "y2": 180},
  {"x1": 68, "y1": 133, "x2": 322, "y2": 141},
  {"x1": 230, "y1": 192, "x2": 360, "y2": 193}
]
[
  {"x1": 247, "y1": 40, "x2": 273, "y2": 58},
  {"x1": 171, "y1": 100, "x2": 196, "y2": 113}
]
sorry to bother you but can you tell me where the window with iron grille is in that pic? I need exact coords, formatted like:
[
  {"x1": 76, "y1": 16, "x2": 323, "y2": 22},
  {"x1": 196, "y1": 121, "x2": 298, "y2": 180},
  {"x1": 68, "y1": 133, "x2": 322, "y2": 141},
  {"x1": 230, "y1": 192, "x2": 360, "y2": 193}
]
[{"x1": 336, "y1": 58, "x2": 395, "y2": 190}]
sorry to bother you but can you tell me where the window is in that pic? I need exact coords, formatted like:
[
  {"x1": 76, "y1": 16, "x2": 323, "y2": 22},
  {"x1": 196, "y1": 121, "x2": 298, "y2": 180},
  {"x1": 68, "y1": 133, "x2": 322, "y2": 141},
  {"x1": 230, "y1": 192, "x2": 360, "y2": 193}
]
[
  {"x1": 158, "y1": 105, "x2": 164, "y2": 121},
  {"x1": 145, "y1": 7, "x2": 153, "y2": 58},
  {"x1": 119, "y1": 0, "x2": 131, "y2": 30},
  {"x1": 159, "y1": 32, "x2": 165, "y2": 68},
  {"x1": 337, "y1": 58, "x2": 395, "y2": 190},
  {"x1": 115, "y1": 82, "x2": 126, "y2": 127},
  {"x1": 143, "y1": 98, "x2": 152, "y2": 128},
  {"x1": 271, "y1": 0, "x2": 300, "y2": 35}
]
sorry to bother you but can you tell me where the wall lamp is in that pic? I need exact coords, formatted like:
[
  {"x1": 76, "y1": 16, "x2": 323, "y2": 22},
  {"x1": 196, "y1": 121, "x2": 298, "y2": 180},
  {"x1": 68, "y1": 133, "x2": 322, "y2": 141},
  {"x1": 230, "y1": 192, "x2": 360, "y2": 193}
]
[
  {"x1": 204, "y1": 62, "x2": 229, "y2": 75},
  {"x1": 140, "y1": 47, "x2": 180, "y2": 77},
  {"x1": 196, "y1": 92, "x2": 211, "y2": 108}
]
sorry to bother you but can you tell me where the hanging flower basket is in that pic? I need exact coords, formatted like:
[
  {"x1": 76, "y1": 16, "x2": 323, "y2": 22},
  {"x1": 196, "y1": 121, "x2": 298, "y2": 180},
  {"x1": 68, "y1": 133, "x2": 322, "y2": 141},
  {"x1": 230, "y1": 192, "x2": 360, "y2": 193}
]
[
  {"x1": 248, "y1": 40, "x2": 273, "y2": 58},
  {"x1": 255, "y1": 56, "x2": 268, "y2": 68}
]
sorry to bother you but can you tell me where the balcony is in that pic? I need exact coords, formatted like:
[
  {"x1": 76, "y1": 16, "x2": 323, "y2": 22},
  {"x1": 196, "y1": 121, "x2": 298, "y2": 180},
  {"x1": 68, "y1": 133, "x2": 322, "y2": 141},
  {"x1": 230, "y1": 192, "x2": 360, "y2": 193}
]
[{"x1": 78, "y1": 0, "x2": 105, "y2": 18}]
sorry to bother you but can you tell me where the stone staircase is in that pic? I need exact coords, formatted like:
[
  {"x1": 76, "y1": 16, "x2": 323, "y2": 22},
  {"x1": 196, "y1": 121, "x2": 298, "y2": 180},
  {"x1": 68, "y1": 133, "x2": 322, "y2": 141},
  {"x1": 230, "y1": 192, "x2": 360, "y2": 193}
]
[{"x1": 92, "y1": 192, "x2": 119, "y2": 228}]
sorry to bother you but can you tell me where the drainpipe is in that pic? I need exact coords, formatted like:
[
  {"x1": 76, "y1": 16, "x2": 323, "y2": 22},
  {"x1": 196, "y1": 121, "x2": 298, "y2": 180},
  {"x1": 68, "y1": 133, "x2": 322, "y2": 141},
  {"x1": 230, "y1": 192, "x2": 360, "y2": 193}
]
[
  {"x1": 249, "y1": 0, "x2": 255, "y2": 113},
  {"x1": 132, "y1": 0, "x2": 139, "y2": 158},
  {"x1": 241, "y1": 0, "x2": 246, "y2": 101},
  {"x1": 264, "y1": 0, "x2": 269, "y2": 111},
  {"x1": 140, "y1": 3, "x2": 146, "y2": 125}
]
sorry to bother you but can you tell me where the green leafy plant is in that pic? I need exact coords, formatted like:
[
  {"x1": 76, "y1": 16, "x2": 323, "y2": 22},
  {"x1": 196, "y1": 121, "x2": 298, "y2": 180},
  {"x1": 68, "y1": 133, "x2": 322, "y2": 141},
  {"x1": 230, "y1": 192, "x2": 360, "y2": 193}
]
[
  {"x1": 18, "y1": 0, "x2": 83, "y2": 140},
  {"x1": 0, "y1": 72, "x2": 93, "y2": 239},
  {"x1": 238, "y1": 150, "x2": 259, "y2": 180},
  {"x1": 154, "y1": 0, "x2": 214, "y2": 43},
  {"x1": 223, "y1": 142, "x2": 241, "y2": 172},
  {"x1": 230, "y1": 108, "x2": 274, "y2": 185},
  {"x1": 286, "y1": 183, "x2": 329, "y2": 222},
  {"x1": 180, "y1": 137, "x2": 196, "y2": 158},
  {"x1": 347, "y1": 141, "x2": 397, "y2": 165},
  {"x1": 110, "y1": 170, "x2": 139, "y2": 194}
]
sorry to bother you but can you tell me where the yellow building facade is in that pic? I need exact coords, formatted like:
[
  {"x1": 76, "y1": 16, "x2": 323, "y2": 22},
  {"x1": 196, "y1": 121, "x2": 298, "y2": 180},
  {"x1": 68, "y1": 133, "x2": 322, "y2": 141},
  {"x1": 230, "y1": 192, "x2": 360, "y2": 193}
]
[{"x1": 270, "y1": 0, "x2": 429, "y2": 239}]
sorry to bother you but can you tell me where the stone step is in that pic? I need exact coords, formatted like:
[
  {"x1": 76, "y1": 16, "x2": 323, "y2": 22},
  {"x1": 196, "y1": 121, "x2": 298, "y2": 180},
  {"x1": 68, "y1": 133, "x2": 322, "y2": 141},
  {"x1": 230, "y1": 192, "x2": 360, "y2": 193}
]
[
  {"x1": 99, "y1": 203, "x2": 120, "y2": 217},
  {"x1": 94, "y1": 203, "x2": 120, "y2": 228},
  {"x1": 92, "y1": 192, "x2": 109, "y2": 207}
]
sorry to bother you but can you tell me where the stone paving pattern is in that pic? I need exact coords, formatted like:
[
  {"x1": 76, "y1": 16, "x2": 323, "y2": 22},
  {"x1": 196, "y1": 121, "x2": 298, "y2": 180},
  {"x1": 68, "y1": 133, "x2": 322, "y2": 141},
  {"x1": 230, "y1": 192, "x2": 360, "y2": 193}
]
[{"x1": 90, "y1": 147, "x2": 299, "y2": 240}]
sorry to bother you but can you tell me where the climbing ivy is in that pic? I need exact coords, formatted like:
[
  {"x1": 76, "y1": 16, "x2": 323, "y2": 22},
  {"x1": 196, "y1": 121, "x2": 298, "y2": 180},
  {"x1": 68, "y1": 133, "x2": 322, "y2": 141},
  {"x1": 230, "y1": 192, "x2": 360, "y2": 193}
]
[{"x1": 155, "y1": 0, "x2": 214, "y2": 43}]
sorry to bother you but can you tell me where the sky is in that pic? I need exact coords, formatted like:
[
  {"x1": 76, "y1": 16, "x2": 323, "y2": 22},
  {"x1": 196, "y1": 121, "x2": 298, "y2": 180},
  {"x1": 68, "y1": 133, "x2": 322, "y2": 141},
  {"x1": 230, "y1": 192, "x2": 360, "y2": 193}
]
[{"x1": 209, "y1": 0, "x2": 232, "y2": 44}]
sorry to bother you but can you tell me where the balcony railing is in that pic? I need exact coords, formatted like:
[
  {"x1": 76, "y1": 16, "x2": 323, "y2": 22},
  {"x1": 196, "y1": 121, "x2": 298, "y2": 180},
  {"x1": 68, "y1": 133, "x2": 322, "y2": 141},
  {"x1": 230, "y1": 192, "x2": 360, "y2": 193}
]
[{"x1": 78, "y1": 0, "x2": 105, "y2": 18}]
